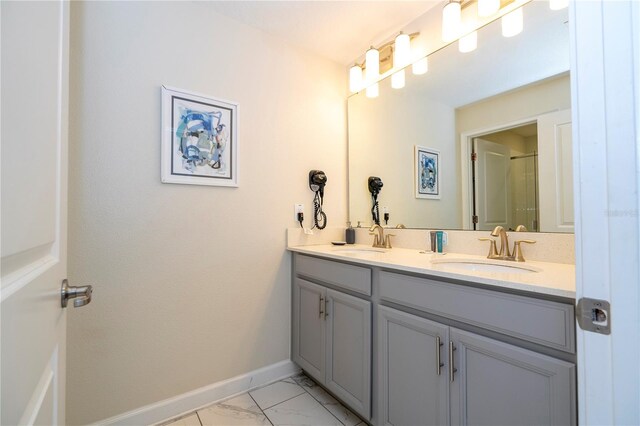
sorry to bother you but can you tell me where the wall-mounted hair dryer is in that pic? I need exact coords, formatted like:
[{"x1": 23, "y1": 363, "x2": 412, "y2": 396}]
[
  {"x1": 368, "y1": 176, "x2": 383, "y2": 225},
  {"x1": 309, "y1": 170, "x2": 328, "y2": 229}
]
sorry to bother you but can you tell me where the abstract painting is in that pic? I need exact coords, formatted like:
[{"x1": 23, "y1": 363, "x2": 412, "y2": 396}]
[
  {"x1": 161, "y1": 86, "x2": 238, "y2": 187},
  {"x1": 415, "y1": 146, "x2": 440, "y2": 199}
]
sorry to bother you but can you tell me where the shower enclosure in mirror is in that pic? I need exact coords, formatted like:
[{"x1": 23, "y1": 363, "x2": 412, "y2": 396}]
[{"x1": 347, "y1": 0, "x2": 573, "y2": 233}]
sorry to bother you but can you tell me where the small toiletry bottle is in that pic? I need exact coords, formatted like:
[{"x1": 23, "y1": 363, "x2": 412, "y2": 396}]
[
  {"x1": 436, "y1": 231, "x2": 444, "y2": 253},
  {"x1": 346, "y1": 222, "x2": 355, "y2": 244},
  {"x1": 430, "y1": 231, "x2": 437, "y2": 252}
]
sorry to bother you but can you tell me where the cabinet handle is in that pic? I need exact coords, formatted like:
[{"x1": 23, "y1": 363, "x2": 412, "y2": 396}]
[
  {"x1": 324, "y1": 298, "x2": 329, "y2": 319},
  {"x1": 319, "y1": 296, "x2": 324, "y2": 318},
  {"x1": 436, "y1": 336, "x2": 444, "y2": 376},
  {"x1": 449, "y1": 341, "x2": 457, "y2": 382}
]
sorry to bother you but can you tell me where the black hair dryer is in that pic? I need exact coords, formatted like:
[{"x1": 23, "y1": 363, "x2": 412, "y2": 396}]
[
  {"x1": 368, "y1": 176, "x2": 383, "y2": 225},
  {"x1": 309, "y1": 170, "x2": 328, "y2": 229}
]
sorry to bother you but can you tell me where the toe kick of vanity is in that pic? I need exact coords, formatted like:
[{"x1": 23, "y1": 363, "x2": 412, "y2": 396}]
[{"x1": 290, "y1": 251, "x2": 577, "y2": 426}]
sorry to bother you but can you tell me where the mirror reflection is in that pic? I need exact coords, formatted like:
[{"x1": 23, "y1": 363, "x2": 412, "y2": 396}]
[{"x1": 347, "y1": 1, "x2": 572, "y2": 233}]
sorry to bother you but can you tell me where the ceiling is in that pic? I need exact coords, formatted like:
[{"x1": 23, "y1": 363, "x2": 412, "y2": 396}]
[{"x1": 207, "y1": 1, "x2": 440, "y2": 65}]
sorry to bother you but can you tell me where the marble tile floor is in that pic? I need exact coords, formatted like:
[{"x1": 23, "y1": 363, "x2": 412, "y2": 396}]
[{"x1": 158, "y1": 372, "x2": 366, "y2": 426}]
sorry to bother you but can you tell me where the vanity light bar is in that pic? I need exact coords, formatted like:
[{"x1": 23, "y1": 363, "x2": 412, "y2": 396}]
[
  {"x1": 349, "y1": 32, "x2": 420, "y2": 93},
  {"x1": 352, "y1": 0, "x2": 565, "y2": 96}
]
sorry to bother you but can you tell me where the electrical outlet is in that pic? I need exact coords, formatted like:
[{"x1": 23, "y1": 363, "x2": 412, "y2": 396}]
[
  {"x1": 383, "y1": 206, "x2": 389, "y2": 214},
  {"x1": 294, "y1": 203, "x2": 304, "y2": 220}
]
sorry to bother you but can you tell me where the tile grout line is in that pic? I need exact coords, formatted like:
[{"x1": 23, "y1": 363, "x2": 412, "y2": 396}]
[
  {"x1": 162, "y1": 374, "x2": 364, "y2": 426},
  {"x1": 291, "y1": 375, "x2": 353, "y2": 426},
  {"x1": 257, "y1": 388, "x2": 308, "y2": 411},
  {"x1": 248, "y1": 391, "x2": 275, "y2": 426},
  {"x1": 308, "y1": 374, "x2": 367, "y2": 426}
]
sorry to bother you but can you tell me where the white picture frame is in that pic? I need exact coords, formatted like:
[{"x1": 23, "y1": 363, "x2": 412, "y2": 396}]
[
  {"x1": 161, "y1": 85, "x2": 238, "y2": 187},
  {"x1": 415, "y1": 146, "x2": 440, "y2": 199}
]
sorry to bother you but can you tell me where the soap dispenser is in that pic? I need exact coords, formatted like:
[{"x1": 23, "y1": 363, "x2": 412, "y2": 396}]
[{"x1": 345, "y1": 222, "x2": 355, "y2": 244}]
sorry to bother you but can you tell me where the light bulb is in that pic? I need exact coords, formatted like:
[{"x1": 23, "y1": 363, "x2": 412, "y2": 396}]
[
  {"x1": 366, "y1": 83, "x2": 379, "y2": 98},
  {"x1": 459, "y1": 31, "x2": 477, "y2": 53},
  {"x1": 365, "y1": 47, "x2": 379, "y2": 84},
  {"x1": 502, "y1": 8, "x2": 523, "y2": 37},
  {"x1": 391, "y1": 70, "x2": 405, "y2": 89},
  {"x1": 412, "y1": 57, "x2": 429, "y2": 75},
  {"x1": 478, "y1": 0, "x2": 500, "y2": 17},
  {"x1": 549, "y1": 0, "x2": 569, "y2": 10},
  {"x1": 349, "y1": 64, "x2": 363, "y2": 93},
  {"x1": 442, "y1": 1, "x2": 461, "y2": 42},
  {"x1": 394, "y1": 33, "x2": 411, "y2": 69}
]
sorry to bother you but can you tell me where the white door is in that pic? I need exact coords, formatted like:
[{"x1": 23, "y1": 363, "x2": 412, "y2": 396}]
[
  {"x1": 1, "y1": 2, "x2": 74, "y2": 425},
  {"x1": 570, "y1": 1, "x2": 640, "y2": 424},
  {"x1": 538, "y1": 109, "x2": 574, "y2": 233},
  {"x1": 473, "y1": 138, "x2": 511, "y2": 231}
]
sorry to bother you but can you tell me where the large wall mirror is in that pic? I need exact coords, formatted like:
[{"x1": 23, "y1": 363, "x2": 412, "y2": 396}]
[{"x1": 348, "y1": 1, "x2": 573, "y2": 233}]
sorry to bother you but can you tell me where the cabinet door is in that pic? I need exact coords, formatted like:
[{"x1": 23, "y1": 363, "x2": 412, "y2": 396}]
[
  {"x1": 450, "y1": 328, "x2": 576, "y2": 426},
  {"x1": 325, "y1": 289, "x2": 372, "y2": 419},
  {"x1": 292, "y1": 278, "x2": 325, "y2": 383},
  {"x1": 378, "y1": 306, "x2": 449, "y2": 426}
]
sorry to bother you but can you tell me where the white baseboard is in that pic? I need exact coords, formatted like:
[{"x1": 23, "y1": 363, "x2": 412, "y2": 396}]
[{"x1": 95, "y1": 360, "x2": 300, "y2": 426}]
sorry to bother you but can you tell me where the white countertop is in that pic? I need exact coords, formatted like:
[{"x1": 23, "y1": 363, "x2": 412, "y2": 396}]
[{"x1": 288, "y1": 244, "x2": 576, "y2": 299}]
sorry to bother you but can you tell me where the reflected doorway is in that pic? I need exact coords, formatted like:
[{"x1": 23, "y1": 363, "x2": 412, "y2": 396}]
[{"x1": 472, "y1": 123, "x2": 539, "y2": 232}]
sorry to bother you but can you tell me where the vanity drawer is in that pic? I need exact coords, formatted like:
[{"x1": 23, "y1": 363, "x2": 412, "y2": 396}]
[
  {"x1": 379, "y1": 271, "x2": 575, "y2": 353},
  {"x1": 295, "y1": 254, "x2": 371, "y2": 296}
]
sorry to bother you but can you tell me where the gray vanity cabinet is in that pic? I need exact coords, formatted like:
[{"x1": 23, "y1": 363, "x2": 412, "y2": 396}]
[
  {"x1": 449, "y1": 328, "x2": 575, "y2": 426},
  {"x1": 293, "y1": 278, "x2": 326, "y2": 381},
  {"x1": 378, "y1": 306, "x2": 449, "y2": 426},
  {"x1": 378, "y1": 304, "x2": 576, "y2": 426},
  {"x1": 292, "y1": 253, "x2": 576, "y2": 426},
  {"x1": 325, "y1": 288, "x2": 371, "y2": 418},
  {"x1": 292, "y1": 272, "x2": 371, "y2": 419}
]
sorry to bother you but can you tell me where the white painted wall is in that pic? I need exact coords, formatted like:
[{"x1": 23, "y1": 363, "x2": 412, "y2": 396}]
[
  {"x1": 455, "y1": 74, "x2": 571, "y2": 136},
  {"x1": 66, "y1": 2, "x2": 346, "y2": 424}
]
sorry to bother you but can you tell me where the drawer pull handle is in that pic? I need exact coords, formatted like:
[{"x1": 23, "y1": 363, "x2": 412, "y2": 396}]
[
  {"x1": 436, "y1": 336, "x2": 444, "y2": 376},
  {"x1": 449, "y1": 342, "x2": 457, "y2": 382},
  {"x1": 319, "y1": 296, "x2": 324, "y2": 318}
]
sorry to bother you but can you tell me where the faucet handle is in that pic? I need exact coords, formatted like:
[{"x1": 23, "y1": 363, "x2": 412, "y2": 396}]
[
  {"x1": 478, "y1": 237, "x2": 499, "y2": 258},
  {"x1": 384, "y1": 234, "x2": 396, "y2": 249},
  {"x1": 512, "y1": 240, "x2": 536, "y2": 262}
]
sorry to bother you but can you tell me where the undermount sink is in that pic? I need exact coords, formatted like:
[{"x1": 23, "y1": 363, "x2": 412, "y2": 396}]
[
  {"x1": 431, "y1": 258, "x2": 540, "y2": 274},
  {"x1": 332, "y1": 247, "x2": 387, "y2": 255}
]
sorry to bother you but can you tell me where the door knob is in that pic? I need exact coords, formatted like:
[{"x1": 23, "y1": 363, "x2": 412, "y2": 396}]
[{"x1": 61, "y1": 279, "x2": 93, "y2": 308}]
